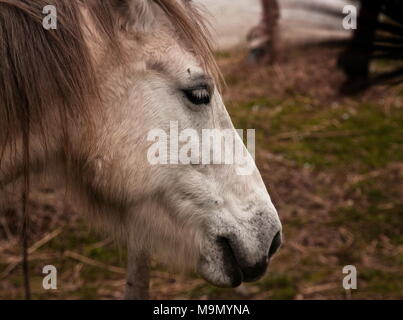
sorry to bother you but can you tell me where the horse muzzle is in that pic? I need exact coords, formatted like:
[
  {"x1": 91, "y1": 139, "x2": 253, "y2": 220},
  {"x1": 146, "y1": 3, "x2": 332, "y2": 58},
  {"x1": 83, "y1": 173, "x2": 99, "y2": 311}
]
[{"x1": 197, "y1": 222, "x2": 282, "y2": 288}]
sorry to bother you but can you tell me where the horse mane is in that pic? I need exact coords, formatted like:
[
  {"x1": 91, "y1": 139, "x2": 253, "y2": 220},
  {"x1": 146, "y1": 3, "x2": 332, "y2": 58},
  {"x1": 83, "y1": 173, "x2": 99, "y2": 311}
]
[{"x1": 0, "y1": 0, "x2": 220, "y2": 299}]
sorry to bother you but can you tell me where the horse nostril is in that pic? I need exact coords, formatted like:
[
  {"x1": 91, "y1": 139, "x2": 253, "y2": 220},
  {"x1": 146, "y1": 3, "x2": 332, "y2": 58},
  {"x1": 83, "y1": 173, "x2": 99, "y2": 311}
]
[{"x1": 268, "y1": 231, "x2": 282, "y2": 259}]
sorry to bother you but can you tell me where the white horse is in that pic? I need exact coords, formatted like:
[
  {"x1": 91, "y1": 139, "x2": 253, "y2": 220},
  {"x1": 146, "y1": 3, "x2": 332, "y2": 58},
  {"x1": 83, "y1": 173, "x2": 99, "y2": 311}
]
[{"x1": 0, "y1": 0, "x2": 282, "y2": 299}]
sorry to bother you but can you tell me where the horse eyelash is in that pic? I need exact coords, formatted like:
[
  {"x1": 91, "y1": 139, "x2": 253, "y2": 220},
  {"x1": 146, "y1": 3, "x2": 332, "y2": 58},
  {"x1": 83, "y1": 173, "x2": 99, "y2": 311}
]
[{"x1": 183, "y1": 88, "x2": 211, "y2": 105}]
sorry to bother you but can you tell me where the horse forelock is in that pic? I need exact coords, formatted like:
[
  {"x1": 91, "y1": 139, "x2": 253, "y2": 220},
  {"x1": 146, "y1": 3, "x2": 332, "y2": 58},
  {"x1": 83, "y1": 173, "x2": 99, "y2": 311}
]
[{"x1": 0, "y1": 0, "x2": 116, "y2": 166}]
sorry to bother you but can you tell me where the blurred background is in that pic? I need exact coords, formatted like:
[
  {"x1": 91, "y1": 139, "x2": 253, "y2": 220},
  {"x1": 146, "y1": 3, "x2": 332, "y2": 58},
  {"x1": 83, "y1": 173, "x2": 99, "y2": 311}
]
[{"x1": 1, "y1": 0, "x2": 402, "y2": 299}]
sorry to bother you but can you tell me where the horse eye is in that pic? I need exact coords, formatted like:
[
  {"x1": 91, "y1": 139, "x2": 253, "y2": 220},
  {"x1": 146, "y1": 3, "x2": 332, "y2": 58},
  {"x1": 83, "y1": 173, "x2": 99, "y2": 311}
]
[{"x1": 182, "y1": 86, "x2": 211, "y2": 106}]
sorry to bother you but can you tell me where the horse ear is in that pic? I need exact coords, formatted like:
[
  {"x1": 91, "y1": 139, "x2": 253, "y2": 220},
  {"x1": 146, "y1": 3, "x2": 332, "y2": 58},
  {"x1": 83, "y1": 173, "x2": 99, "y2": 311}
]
[{"x1": 112, "y1": 0, "x2": 155, "y2": 32}]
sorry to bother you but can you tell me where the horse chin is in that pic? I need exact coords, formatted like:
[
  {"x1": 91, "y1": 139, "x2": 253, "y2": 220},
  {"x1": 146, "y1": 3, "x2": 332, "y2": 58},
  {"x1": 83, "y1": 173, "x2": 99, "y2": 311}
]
[
  {"x1": 196, "y1": 242, "x2": 244, "y2": 288},
  {"x1": 195, "y1": 235, "x2": 272, "y2": 287},
  {"x1": 197, "y1": 258, "x2": 243, "y2": 288}
]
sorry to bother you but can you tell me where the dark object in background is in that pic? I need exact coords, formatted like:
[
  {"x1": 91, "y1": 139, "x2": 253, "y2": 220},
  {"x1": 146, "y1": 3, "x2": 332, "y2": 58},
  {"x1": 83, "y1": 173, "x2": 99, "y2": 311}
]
[
  {"x1": 338, "y1": 0, "x2": 403, "y2": 93},
  {"x1": 247, "y1": 0, "x2": 403, "y2": 92},
  {"x1": 246, "y1": 0, "x2": 280, "y2": 64}
]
